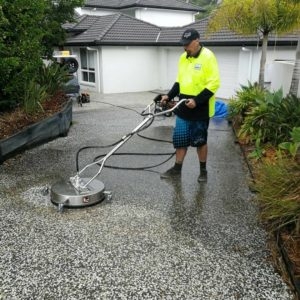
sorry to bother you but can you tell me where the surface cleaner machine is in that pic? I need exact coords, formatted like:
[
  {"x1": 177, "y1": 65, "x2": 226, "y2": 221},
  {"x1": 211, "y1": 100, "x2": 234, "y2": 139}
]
[{"x1": 50, "y1": 97, "x2": 186, "y2": 211}]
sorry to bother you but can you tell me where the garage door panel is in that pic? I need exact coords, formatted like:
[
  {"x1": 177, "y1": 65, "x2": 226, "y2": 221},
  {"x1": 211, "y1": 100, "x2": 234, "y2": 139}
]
[{"x1": 214, "y1": 48, "x2": 240, "y2": 99}]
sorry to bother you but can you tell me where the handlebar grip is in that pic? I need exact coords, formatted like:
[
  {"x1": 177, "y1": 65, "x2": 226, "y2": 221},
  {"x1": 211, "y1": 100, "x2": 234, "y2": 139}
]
[{"x1": 153, "y1": 94, "x2": 162, "y2": 103}]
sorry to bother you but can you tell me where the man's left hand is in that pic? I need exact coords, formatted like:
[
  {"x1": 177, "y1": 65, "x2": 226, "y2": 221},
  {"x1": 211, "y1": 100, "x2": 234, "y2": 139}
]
[{"x1": 185, "y1": 98, "x2": 196, "y2": 109}]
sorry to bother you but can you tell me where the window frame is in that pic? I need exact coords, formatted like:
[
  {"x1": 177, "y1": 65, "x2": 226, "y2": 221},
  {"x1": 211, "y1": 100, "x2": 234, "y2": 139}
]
[{"x1": 80, "y1": 48, "x2": 96, "y2": 85}]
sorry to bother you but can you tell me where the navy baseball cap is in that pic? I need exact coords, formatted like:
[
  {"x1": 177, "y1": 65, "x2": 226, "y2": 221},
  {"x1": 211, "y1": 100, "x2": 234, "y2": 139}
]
[{"x1": 180, "y1": 28, "x2": 200, "y2": 45}]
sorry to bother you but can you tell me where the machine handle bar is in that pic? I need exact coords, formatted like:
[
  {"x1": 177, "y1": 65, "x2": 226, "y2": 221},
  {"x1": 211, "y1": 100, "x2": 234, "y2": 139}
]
[{"x1": 70, "y1": 98, "x2": 187, "y2": 191}]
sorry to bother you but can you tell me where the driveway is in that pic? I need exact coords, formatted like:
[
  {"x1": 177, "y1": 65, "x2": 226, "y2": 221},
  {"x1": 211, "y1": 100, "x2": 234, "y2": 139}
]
[{"x1": 0, "y1": 91, "x2": 293, "y2": 299}]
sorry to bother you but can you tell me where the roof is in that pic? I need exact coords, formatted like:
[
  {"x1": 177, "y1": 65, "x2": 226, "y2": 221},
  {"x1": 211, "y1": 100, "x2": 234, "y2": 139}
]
[
  {"x1": 83, "y1": 0, "x2": 205, "y2": 12},
  {"x1": 65, "y1": 14, "x2": 299, "y2": 47},
  {"x1": 158, "y1": 18, "x2": 300, "y2": 46},
  {"x1": 66, "y1": 14, "x2": 160, "y2": 45}
]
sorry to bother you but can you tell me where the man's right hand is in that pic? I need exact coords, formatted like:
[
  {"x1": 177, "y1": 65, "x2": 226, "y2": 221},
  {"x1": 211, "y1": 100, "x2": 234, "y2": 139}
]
[{"x1": 161, "y1": 95, "x2": 169, "y2": 106}]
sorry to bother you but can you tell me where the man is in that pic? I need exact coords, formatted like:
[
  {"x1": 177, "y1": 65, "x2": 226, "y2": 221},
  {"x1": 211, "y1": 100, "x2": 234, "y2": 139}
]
[{"x1": 160, "y1": 28, "x2": 220, "y2": 182}]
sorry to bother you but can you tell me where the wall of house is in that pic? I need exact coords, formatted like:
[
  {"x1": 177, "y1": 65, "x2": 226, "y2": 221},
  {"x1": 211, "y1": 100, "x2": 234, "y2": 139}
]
[
  {"x1": 213, "y1": 45, "x2": 296, "y2": 98},
  {"x1": 76, "y1": 7, "x2": 195, "y2": 27},
  {"x1": 68, "y1": 44, "x2": 297, "y2": 99},
  {"x1": 213, "y1": 47, "x2": 241, "y2": 99},
  {"x1": 153, "y1": 45, "x2": 296, "y2": 99},
  {"x1": 100, "y1": 46, "x2": 160, "y2": 94},
  {"x1": 239, "y1": 45, "x2": 296, "y2": 84},
  {"x1": 270, "y1": 61, "x2": 294, "y2": 95},
  {"x1": 264, "y1": 46, "x2": 296, "y2": 95},
  {"x1": 156, "y1": 47, "x2": 181, "y2": 91},
  {"x1": 135, "y1": 8, "x2": 195, "y2": 27},
  {"x1": 76, "y1": 7, "x2": 115, "y2": 16},
  {"x1": 66, "y1": 46, "x2": 101, "y2": 94}
]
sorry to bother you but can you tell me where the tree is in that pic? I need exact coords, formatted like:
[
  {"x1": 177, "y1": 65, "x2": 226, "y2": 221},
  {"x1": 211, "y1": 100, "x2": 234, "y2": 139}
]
[
  {"x1": 190, "y1": 0, "x2": 219, "y2": 19},
  {"x1": 288, "y1": 0, "x2": 300, "y2": 96},
  {"x1": 42, "y1": 0, "x2": 84, "y2": 58},
  {"x1": 208, "y1": 0, "x2": 300, "y2": 87},
  {"x1": 0, "y1": 0, "x2": 83, "y2": 111},
  {"x1": 0, "y1": 0, "x2": 47, "y2": 109},
  {"x1": 290, "y1": 37, "x2": 300, "y2": 96}
]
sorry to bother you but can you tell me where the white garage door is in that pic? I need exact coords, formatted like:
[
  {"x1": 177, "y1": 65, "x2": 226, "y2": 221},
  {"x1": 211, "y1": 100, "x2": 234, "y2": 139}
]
[
  {"x1": 212, "y1": 47, "x2": 240, "y2": 100},
  {"x1": 163, "y1": 48, "x2": 182, "y2": 90}
]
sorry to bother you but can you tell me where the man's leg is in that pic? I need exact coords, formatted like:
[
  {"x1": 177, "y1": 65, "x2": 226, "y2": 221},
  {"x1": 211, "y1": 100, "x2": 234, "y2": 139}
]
[
  {"x1": 160, "y1": 147, "x2": 187, "y2": 178},
  {"x1": 197, "y1": 144, "x2": 208, "y2": 182},
  {"x1": 191, "y1": 119, "x2": 209, "y2": 182},
  {"x1": 176, "y1": 147, "x2": 187, "y2": 163},
  {"x1": 160, "y1": 117, "x2": 189, "y2": 179},
  {"x1": 197, "y1": 144, "x2": 207, "y2": 162}
]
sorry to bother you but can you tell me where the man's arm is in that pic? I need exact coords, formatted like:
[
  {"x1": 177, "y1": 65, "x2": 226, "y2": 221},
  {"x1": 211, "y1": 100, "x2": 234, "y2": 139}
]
[
  {"x1": 194, "y1": 88, "x2": 214, "y2": 106},
  {"x1": 160, "y1": 82, "x2": 179, "y2": 104},
  {"x1": 167, "y1": 82, "x2": 179, "y2": 100}
]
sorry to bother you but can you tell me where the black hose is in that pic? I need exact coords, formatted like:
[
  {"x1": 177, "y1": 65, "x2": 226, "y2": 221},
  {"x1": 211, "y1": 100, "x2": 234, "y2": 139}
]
[
  {"x1": 76, "y1": 138, "x2": 126, "y2": 172},
  {"x1": 93, "y1": 152, "x2": 175, "y2": 173},
  {"x1": 75, "y1": 103, "x2": 174, "y2": 173},
  {"x1": 92, "y1": 100, "x2": 142, "y2": 115}
]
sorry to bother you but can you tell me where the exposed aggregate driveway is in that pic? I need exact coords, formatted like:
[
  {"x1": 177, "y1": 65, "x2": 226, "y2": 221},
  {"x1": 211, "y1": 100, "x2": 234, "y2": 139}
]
[{"x1": 0, "y1": 92, "x2": 294, "y2": 299}]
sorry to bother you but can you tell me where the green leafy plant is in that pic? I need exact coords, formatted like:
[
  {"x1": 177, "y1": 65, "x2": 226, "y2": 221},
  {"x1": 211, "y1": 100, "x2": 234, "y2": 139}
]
[
  {"x1": 23, "y1": 80, "x2": 48, "y2": 115},
  {"x1": 228, "y1": 82, "x2": 265, "y2": 120},
  {"x1": 37, "y1": 63, "x2": 69, "y2": 96},
  {"x1": 239, "y1": 89, "x2": 300, "y2": 146},
  {"x1": 248, "y1": 138, "x2": 265, "y2": 160},
  {"x1": 279, "y1": 127, "x2": 300, "y2": 159},
  {"x1": 0, "y1": 0, "x2": 83, "y2": 112}
]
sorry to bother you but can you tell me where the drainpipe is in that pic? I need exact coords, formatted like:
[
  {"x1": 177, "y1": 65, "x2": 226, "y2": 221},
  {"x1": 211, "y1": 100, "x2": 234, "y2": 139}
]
[
  {"x1": 248, "y1": 49, "x2": 253, "y2": 81},
  {"x1": 96, "y1": 48, "x2": 102, "y2": 93}
]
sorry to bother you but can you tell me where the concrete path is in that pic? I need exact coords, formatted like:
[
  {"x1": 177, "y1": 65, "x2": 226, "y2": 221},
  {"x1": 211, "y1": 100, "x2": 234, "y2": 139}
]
[{"x1": 0, "y1": 92, "x2": 293, "y2": 299}]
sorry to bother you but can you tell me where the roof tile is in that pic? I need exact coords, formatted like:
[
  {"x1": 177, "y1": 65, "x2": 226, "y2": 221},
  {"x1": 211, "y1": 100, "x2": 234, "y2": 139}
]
[
  {"x1": 65, "y1": 13, "x2": 299, "y2": 46},
  {"x1": 84, "y1": 0, "x2": 204, "y2": 12}
]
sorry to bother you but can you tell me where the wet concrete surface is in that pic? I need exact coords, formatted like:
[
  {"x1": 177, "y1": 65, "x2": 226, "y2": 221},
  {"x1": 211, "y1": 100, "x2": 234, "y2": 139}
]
[{"x1": 0, "y1": 92, "x2": 294, "y2": 299}]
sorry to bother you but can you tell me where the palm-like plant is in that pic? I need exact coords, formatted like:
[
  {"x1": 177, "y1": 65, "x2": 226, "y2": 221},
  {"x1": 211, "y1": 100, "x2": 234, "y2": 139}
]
[{"x1": 208, "y1": 0, "x2": 300, "y2": 88}]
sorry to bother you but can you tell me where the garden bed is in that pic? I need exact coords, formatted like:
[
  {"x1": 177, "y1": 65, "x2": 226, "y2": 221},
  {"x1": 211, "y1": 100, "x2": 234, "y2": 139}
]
[
  {"x1": 231, "y1": 117, "x2": 300, "y2": 297},
  {"x1": 0, "y1": 91, "x2": 72, "y2": 163},
  {"x1": 280, "y1": 231, "x2": 300, "y2": 297}
]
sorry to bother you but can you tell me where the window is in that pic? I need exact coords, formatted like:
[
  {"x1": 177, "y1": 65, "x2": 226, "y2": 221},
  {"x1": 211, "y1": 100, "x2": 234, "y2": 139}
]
[{"x1": 80, "y1": 48, "x2": 96, "y2": 83}]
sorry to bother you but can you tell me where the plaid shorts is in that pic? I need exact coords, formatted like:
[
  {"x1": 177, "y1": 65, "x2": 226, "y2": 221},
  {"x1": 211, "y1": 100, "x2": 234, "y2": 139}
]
[{"x1": 173, "y1": 116, "x2": 209, "y2": 148}]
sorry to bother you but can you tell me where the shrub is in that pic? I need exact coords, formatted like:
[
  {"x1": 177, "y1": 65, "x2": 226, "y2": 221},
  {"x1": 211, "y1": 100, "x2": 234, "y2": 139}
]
[
  {"x1": 254, "y1": 158, "x2": 300, "y2": 234},
  {"x1": 37, "y1": 63, "x2": 70, "y2": 96},
  {"x1": 228, "y1": 82, "x2": 265, "y2": 120},
  {"x1": 279, "y1": 127, "x2": 300, "y2": 160},
  {"x1": 0, "y1": 0, "x2": 83, "y2": 112},
  {"x1": 239, "y1": 89, "x2": 300, "y2": 146},
  {"x1": 23, "y1": 80, "x2": 48, "y2": 115}
]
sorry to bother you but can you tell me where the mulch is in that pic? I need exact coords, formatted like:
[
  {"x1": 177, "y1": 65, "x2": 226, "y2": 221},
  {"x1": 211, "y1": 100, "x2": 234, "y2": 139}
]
[{"x1": 0, "y1": 91, "x2": 68, "y2": 140}]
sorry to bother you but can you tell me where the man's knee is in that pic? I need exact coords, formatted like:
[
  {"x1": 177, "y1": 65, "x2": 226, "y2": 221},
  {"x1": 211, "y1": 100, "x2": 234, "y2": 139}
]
[{"x1": 192, "y1": 138, "x2": 207, "y2": 147}]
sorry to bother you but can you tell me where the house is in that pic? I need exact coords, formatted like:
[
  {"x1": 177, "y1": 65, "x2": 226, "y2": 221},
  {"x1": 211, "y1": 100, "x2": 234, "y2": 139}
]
[
  {"x1": 64, "y1": 0, "x2": 299, "y2": 99},
  {"x1": 76, "y1": 0, "x2": 204, "y2": 27}
]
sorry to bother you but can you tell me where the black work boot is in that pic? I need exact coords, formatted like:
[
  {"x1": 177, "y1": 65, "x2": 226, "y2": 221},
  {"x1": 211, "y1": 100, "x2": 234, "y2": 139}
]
[
  {"x1": 197, "y1": 169, "x2": 207, "y2": 182},
  {"x1": 160, "y1": 163, "x2": 182, "y2": 179}
]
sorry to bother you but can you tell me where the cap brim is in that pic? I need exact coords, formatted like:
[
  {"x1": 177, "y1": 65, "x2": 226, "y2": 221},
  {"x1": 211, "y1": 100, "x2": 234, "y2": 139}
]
[{"x1": 180, "y1": 39, "x2": 192, "y2": 46}]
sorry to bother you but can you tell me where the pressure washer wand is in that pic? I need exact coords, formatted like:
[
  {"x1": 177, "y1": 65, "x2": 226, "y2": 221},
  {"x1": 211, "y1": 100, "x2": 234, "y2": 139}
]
[
  {"x1": 140, "y1": 101, "x2": 154, "y2": 115},
  {"x1": 70, "y1": 98, "x2": 187, "y2": 191}
]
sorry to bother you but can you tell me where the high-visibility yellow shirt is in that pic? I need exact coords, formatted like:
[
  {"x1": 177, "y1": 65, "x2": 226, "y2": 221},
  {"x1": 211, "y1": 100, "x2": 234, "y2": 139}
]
[{"x1": 176, "y1": 47, "x2": 220, "y2": 118}]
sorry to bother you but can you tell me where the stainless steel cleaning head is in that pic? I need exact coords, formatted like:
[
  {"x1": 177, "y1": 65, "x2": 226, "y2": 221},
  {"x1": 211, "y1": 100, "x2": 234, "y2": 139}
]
[{"x1": 51, "y1": 178, "x2": 105, "y2": 209}]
